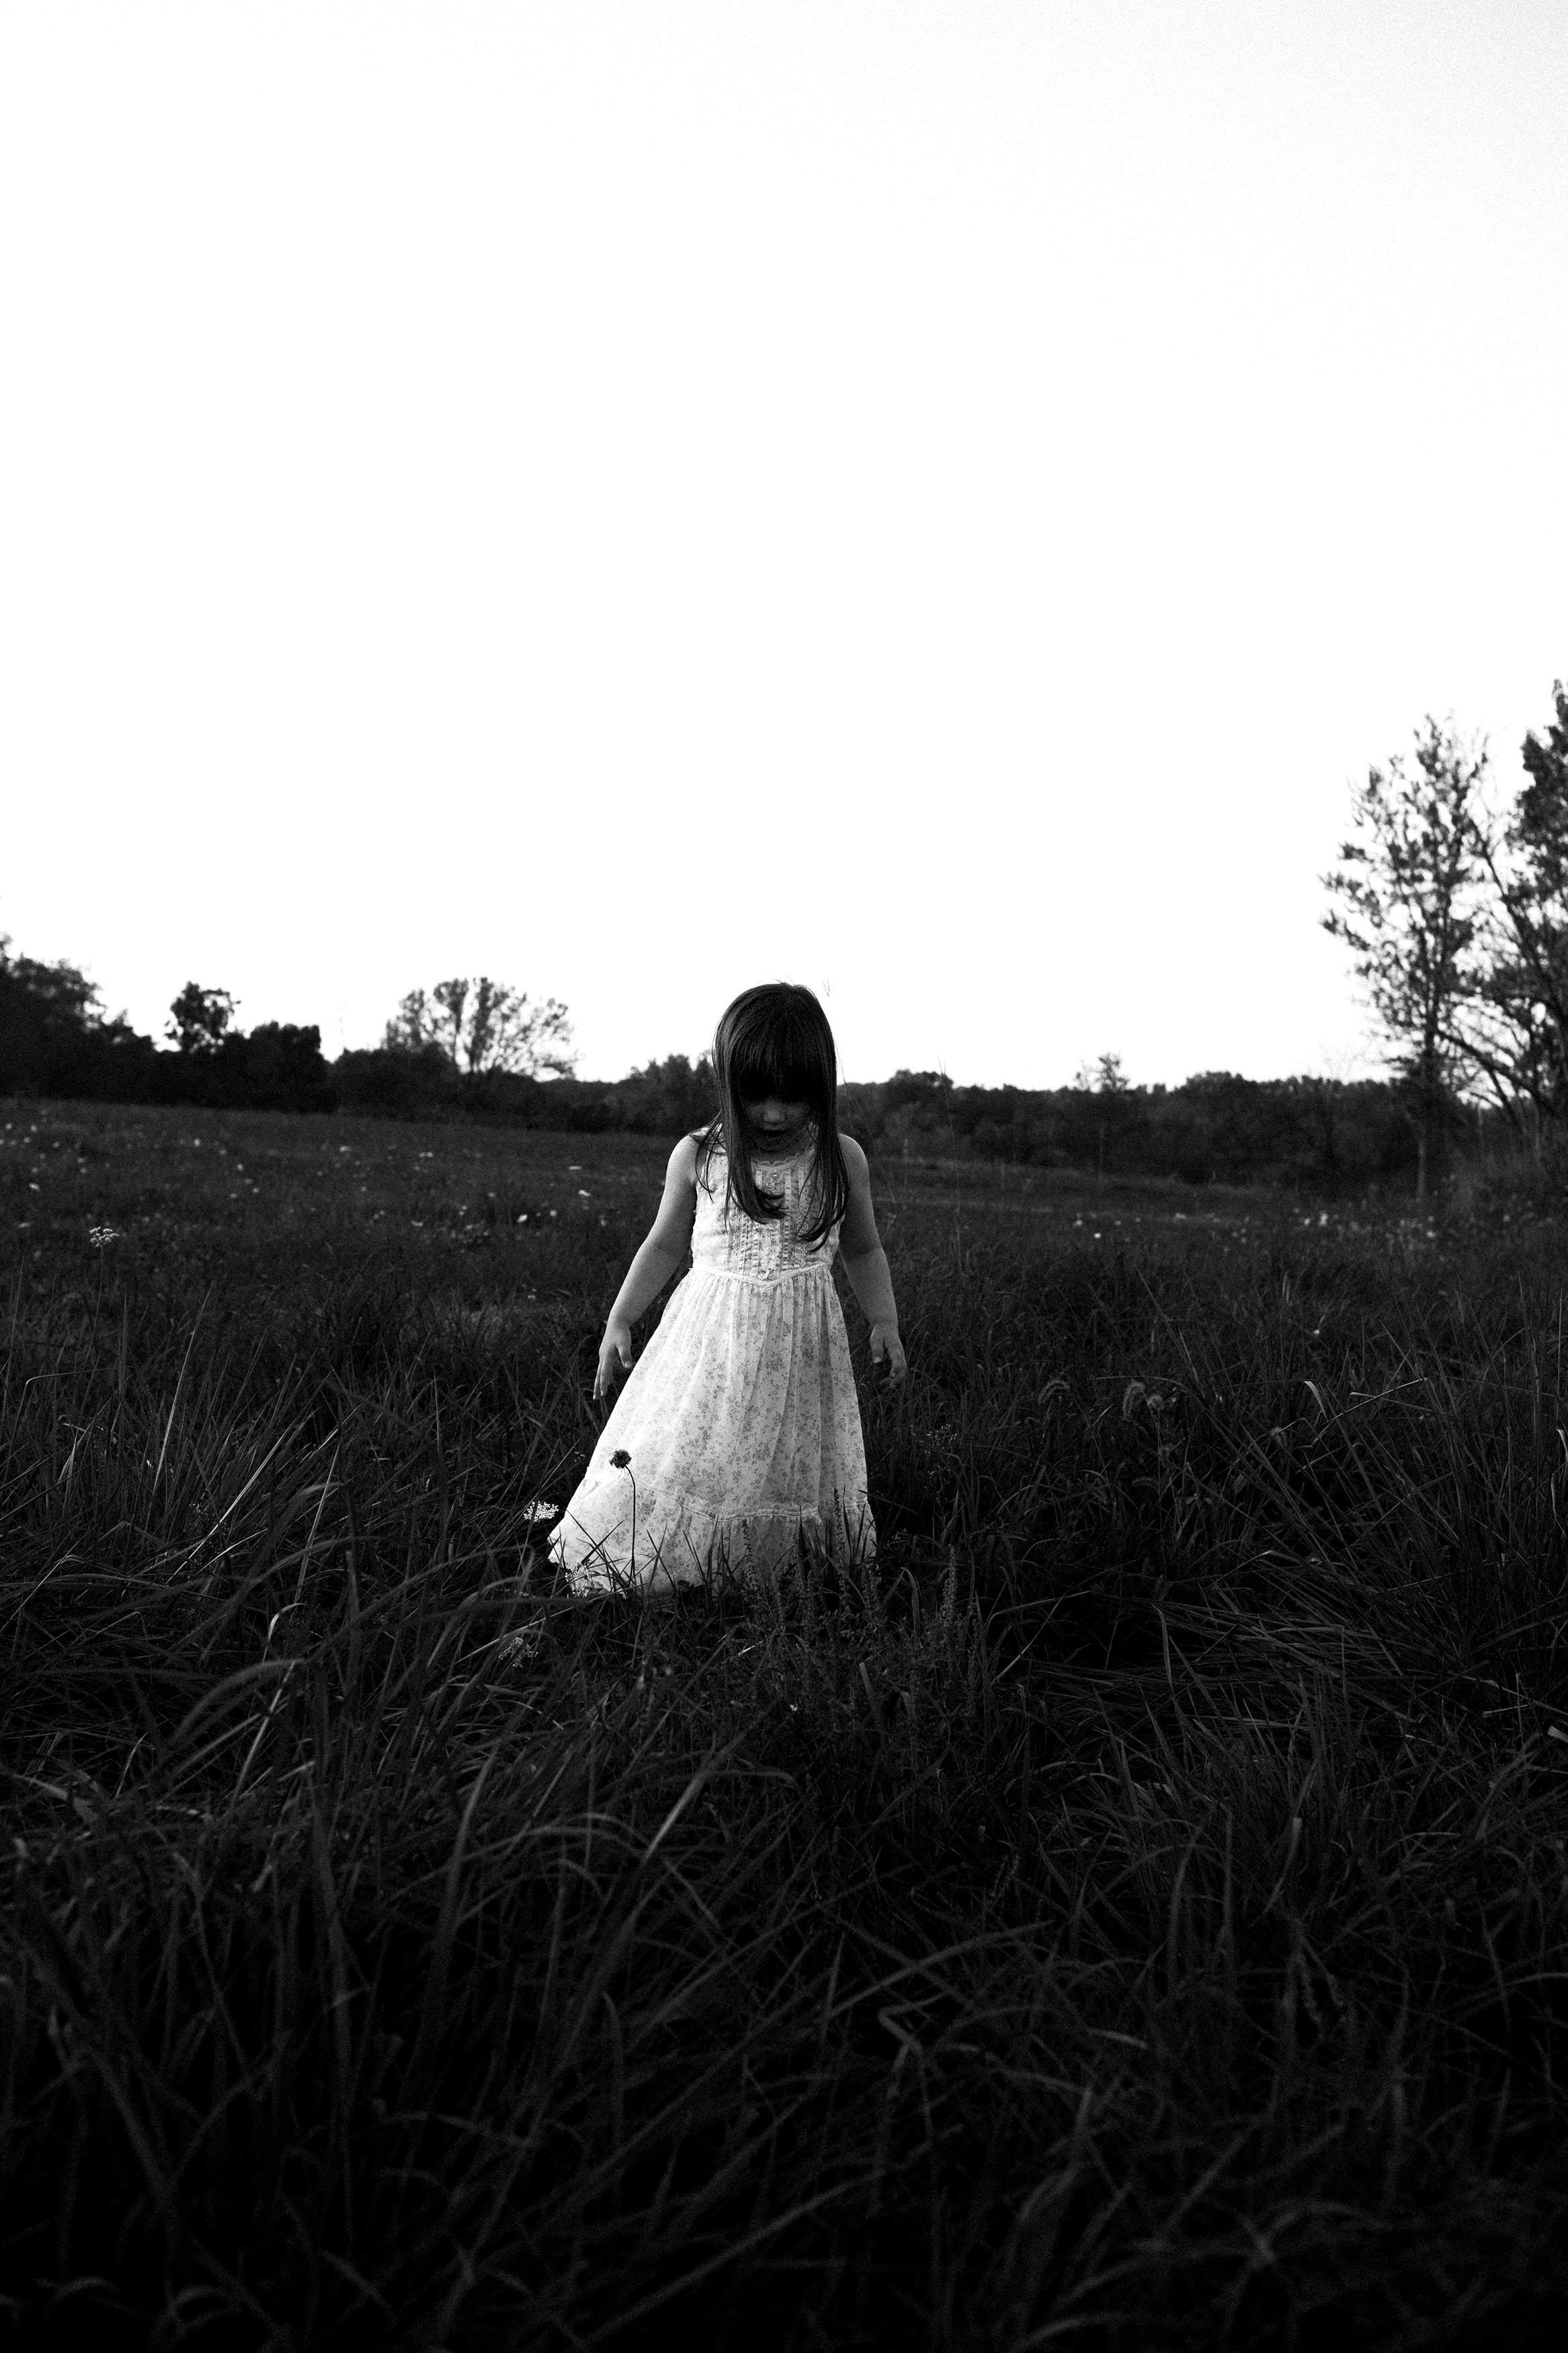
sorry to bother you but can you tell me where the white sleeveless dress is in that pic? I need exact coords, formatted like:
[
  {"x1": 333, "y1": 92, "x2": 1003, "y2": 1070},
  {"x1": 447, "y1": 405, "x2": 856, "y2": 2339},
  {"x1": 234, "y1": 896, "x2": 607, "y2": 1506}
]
[{"x1": 546, "y1": 1129, "x2": 876, "y2": 1595}]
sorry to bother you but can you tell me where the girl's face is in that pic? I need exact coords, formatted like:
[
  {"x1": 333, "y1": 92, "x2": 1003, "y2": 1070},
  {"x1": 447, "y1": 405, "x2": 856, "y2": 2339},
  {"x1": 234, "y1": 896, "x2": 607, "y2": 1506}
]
[{"x1": 741, "y1": 1094, "x2": 811, "y2": 1143}]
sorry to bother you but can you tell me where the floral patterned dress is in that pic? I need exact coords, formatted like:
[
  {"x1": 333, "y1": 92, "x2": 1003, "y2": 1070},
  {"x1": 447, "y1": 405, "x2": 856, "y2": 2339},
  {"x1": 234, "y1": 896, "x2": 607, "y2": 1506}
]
[{"x1": 546, "y1": 1129, "x2": 875, "y2": 1594}]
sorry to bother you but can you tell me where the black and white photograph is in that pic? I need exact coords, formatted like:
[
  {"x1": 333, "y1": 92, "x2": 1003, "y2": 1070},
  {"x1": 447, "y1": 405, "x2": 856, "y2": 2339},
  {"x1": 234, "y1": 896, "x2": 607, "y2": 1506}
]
[{"x1": 3, "y1": 2, "x2": 1567, "y2": 2344}]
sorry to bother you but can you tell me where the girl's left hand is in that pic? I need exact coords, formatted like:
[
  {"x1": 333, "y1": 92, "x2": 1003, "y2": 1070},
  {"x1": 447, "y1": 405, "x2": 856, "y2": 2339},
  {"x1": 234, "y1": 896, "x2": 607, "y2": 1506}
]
[{"x1": 870, "y1": 1323, "x2": 907, "y2": 1388}]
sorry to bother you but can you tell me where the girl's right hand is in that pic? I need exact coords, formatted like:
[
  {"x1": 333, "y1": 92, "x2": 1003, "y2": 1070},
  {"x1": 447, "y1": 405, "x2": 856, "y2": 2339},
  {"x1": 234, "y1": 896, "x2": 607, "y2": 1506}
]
[{"x1": 594, "y1": 1317, "x2": 634, "y2": 1403}]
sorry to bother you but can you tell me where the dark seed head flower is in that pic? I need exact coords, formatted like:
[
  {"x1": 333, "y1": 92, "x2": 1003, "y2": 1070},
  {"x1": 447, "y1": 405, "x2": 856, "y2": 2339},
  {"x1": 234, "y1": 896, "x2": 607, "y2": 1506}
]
[{"x1": 610, "y1": 1449, "x2": 631, "y2": 1470}]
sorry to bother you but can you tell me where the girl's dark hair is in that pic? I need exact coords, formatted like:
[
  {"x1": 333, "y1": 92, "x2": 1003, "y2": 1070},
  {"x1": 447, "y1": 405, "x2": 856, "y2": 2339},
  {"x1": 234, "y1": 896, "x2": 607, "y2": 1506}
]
[{"x1": 695, "y1": 983, "x2": 850, "y2": 1248}]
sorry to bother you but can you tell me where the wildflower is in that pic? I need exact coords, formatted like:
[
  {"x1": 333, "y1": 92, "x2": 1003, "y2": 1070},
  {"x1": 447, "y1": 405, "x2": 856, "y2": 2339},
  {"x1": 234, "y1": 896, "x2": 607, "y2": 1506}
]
[
  {"x1": 610, "y1": 1449, "x2": 631, "y2": 1470},
  {"x1": 498, "y1": 1621, "x2": 545, "y2": 1665},
  {"x1": 521, "y1": 1500, "x2": 559, "y2": 1523},
  {"x1": 88, "y1": 1226, "x2": 120, "y2": 1249}
]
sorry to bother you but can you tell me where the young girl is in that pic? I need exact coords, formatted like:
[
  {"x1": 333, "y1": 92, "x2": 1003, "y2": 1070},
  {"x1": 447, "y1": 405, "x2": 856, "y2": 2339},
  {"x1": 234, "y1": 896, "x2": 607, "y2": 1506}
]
[{"x1": 546, "y1": 982, "x2": 907, "y2": 1596}]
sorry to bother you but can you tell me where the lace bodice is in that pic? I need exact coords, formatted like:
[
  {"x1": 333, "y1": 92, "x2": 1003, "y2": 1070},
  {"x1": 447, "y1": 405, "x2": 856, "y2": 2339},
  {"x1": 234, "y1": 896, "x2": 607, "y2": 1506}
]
[{"x1": 691, "y1": 1134, "x2": 841, "y2": 1284}]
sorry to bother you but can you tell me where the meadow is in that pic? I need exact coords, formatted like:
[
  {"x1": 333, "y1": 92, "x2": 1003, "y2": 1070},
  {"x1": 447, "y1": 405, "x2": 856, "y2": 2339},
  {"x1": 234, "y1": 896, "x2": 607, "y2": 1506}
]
[{"x1": 1, "y1": 1099, "x2": 1565, "y2": 2350}]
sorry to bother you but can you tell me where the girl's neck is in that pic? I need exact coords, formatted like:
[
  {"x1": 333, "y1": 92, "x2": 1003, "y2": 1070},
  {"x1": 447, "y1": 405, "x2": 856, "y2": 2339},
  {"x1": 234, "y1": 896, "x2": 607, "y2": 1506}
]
[{"x1": 745, "y1": 1115, "x2": 815, "y2": 1162}]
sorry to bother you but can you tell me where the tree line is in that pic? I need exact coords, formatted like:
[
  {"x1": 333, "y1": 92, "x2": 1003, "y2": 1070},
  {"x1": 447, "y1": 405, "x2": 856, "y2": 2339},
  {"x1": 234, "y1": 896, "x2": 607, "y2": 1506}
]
[
  {"x1": 0, "y1": 938, "x2": 1466, "y2": 1191},
  {"x1": 3, "y1": 672, "x2": 1563, "y2": 1195},
  {"x1": 0, "y1": 958, "x2": 578, "y2": 1117}
]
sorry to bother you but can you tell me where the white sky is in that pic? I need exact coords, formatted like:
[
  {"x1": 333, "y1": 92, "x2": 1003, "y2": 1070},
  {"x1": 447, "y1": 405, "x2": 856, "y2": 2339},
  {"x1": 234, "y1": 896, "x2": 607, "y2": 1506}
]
[{"x1": 3, "y1": 1, "x2": 1566, "y2": 1090}]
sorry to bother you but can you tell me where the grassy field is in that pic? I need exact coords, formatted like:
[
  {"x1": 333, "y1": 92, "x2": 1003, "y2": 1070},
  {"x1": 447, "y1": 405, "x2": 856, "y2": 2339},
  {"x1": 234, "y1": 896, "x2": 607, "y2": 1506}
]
[{"x1": 2, "y1": 1098, "x2": 1566, "y2": 2350}]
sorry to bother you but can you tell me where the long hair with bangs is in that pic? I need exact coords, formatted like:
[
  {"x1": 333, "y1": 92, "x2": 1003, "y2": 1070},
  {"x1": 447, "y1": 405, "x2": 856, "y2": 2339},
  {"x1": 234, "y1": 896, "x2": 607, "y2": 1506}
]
[{"x1": 694, "y1": 983, "x2": 850, "y2": 1249}]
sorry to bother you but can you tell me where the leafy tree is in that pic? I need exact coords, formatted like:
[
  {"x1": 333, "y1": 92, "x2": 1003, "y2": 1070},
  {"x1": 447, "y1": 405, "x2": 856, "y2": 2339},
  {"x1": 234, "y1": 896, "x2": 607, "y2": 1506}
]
[
  {"x1": 384, "y1": 978, "x2": 575, "y2": 1079},
  {"x1": 1, "y1": 936, "x2": 110, "y2": 1036},
  {"x1": 1, "y1": 937, "x2": 147, "y2": 1093},
  {"x1": 167, "y1": 983, "x2": 237, "y2": 1055},
  {"x1": 1322, "y1": 717, "x2": 1487, "y2": 1198},
  {"x1": 1460, "y1": 680, "x2": 1568, "y2": 1129},
  {"x1": 1071, "y1": 1054, "x2": 1129, "y2": 1092}
]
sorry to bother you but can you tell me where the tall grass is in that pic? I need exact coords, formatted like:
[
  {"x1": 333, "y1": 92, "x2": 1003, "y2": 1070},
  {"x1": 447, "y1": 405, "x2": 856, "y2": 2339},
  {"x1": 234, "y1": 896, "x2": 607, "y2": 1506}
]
[{"x1": 1, "y1": 1104, "x2": 1566, "y2": 2348}]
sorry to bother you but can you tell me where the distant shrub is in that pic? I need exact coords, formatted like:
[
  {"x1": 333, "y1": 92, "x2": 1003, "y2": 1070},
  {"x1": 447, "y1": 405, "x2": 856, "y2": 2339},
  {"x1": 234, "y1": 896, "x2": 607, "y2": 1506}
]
[
  {"x1": 216, "y1": 1024, "x2": 334, "y2": 1111},
  {"x1": 332, "y1": 1044, "x2": 460, "y2": 1119}
]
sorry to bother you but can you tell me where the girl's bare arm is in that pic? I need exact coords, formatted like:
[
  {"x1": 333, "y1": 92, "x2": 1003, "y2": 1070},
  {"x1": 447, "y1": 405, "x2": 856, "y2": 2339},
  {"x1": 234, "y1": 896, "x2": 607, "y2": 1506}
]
[
  {"x1": 595, "y1": 1135, "x2": 700, "y2": 1399},
  {"x1": 836, "y1": 1138, "x2": 908, "y2": 1386}
]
